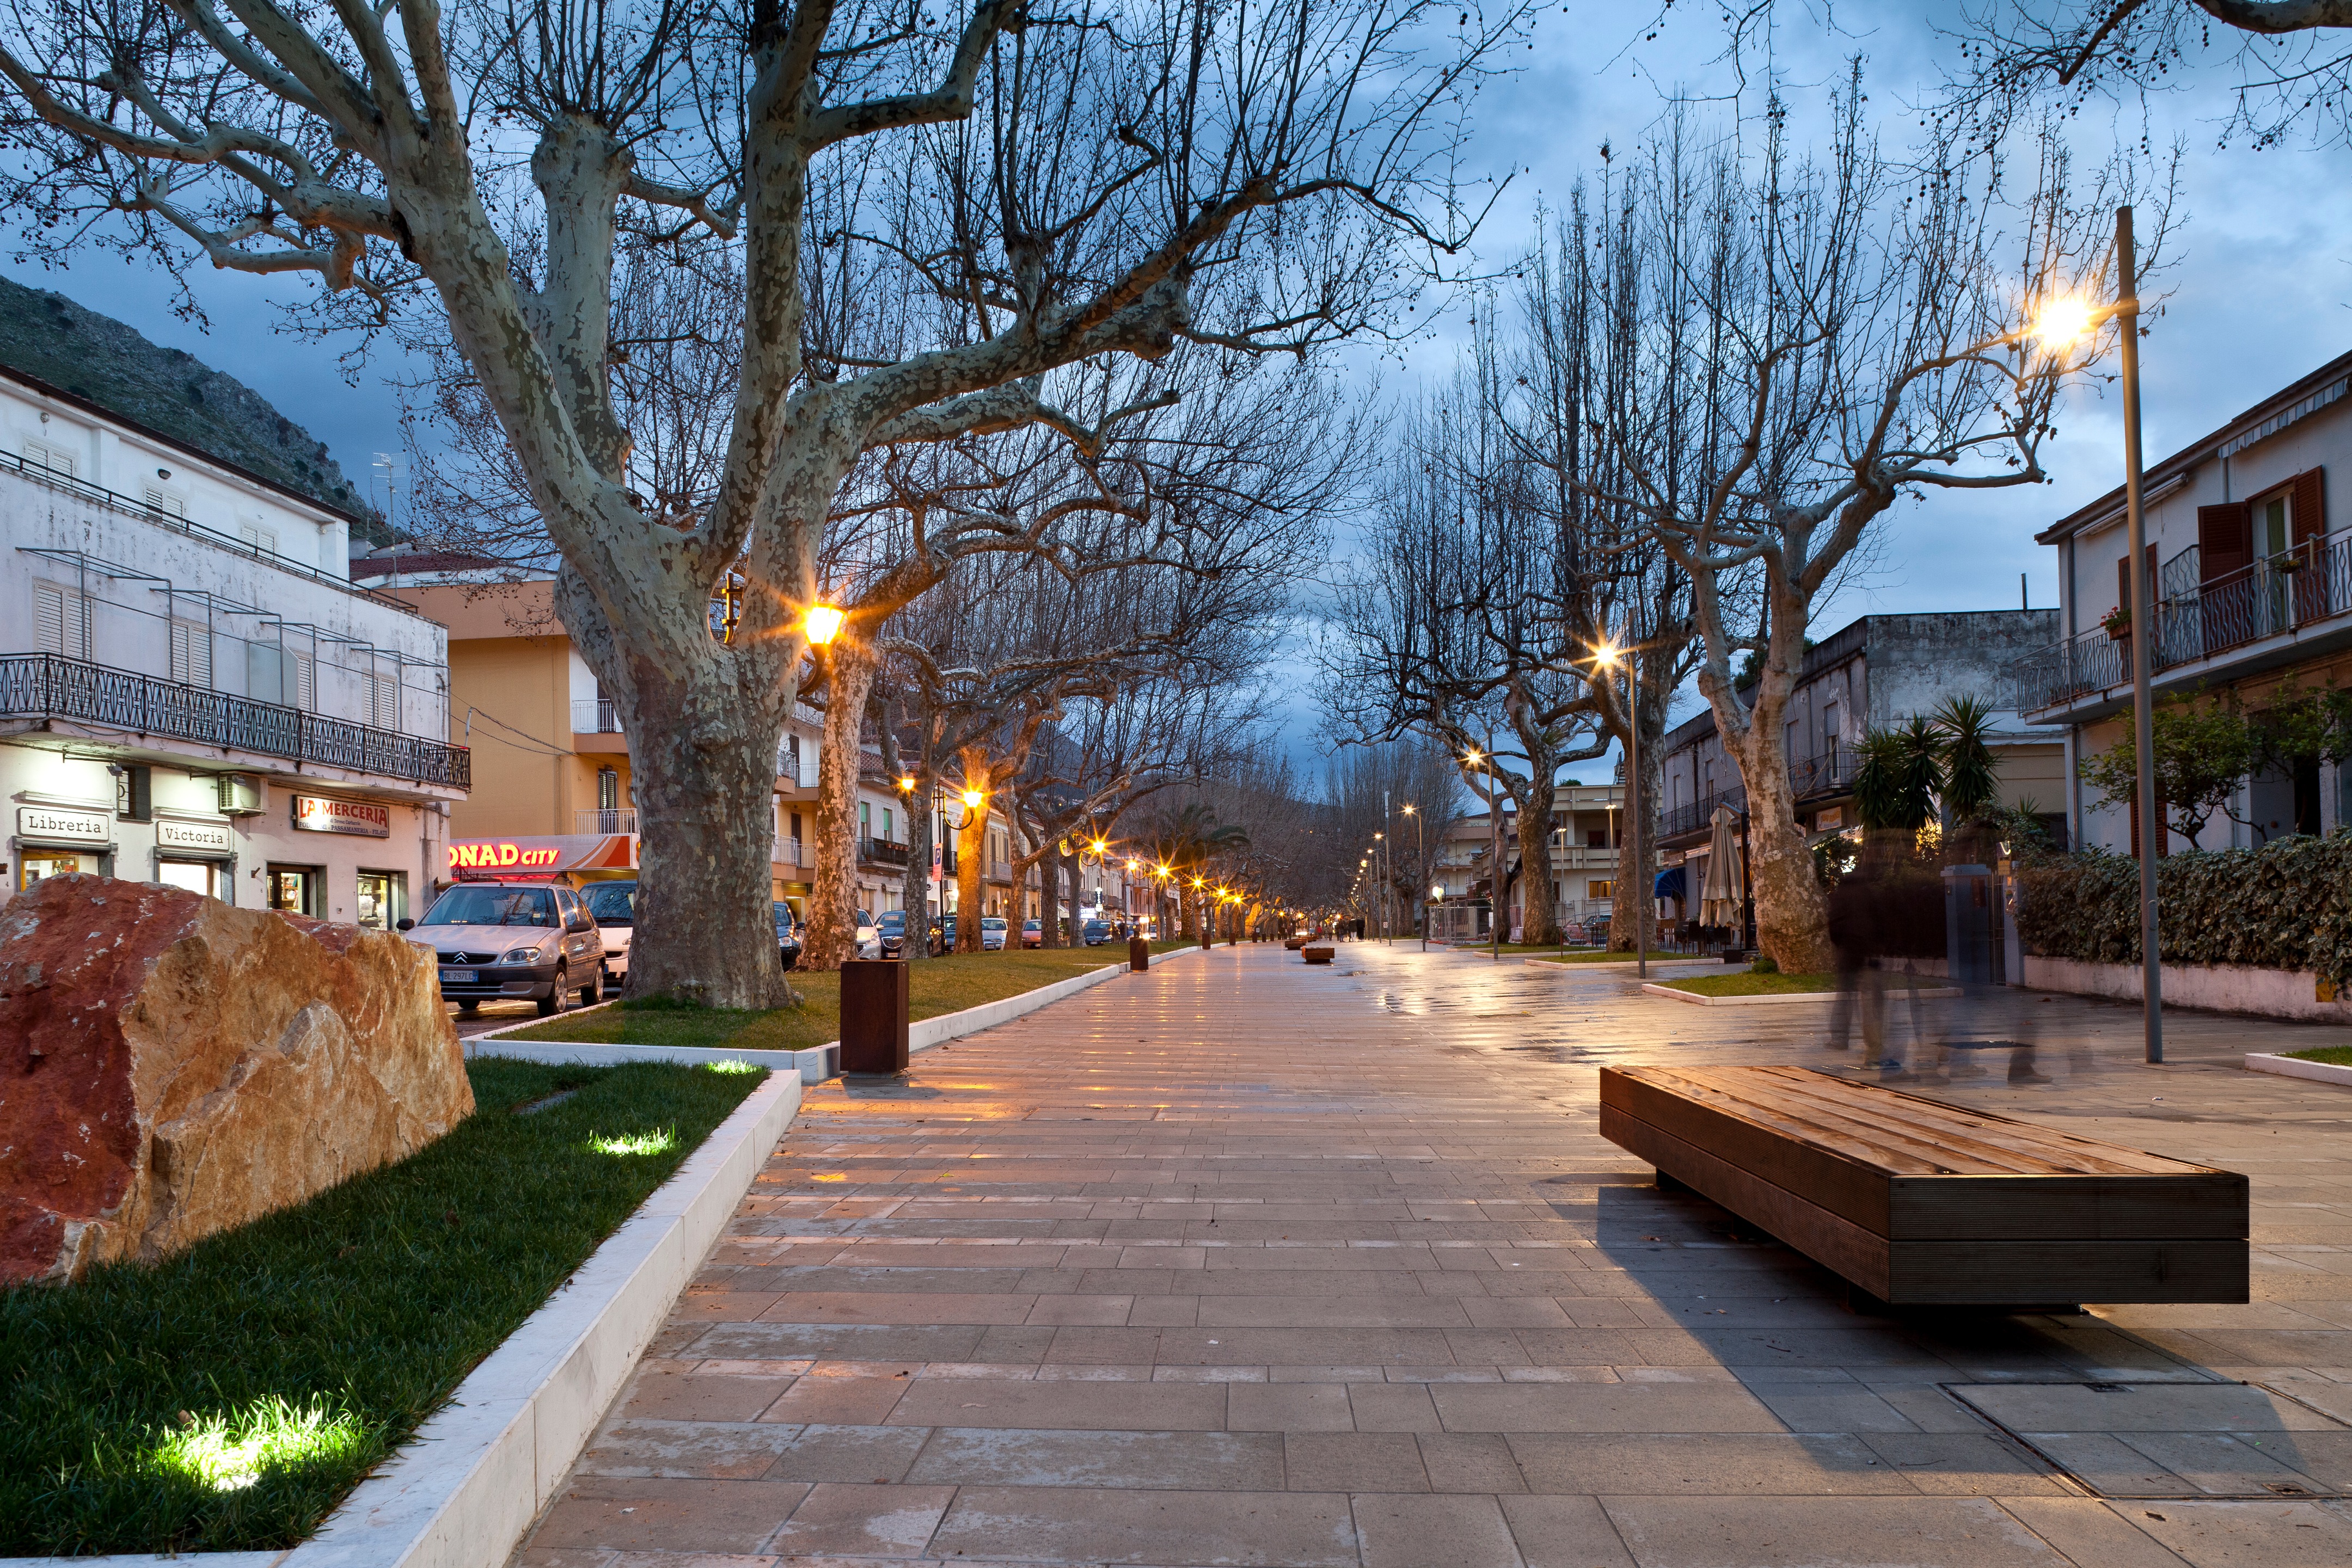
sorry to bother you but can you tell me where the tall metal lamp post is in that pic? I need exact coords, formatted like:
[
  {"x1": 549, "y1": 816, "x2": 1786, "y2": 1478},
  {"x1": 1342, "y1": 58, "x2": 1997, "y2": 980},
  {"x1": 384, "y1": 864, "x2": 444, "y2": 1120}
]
[
  {"x1": 1402, "y1": 803, "x2": 1425, "y2": 950},
  {"x1": 2032, "y1": 206, "x2": 2160, "y2": 1064}
]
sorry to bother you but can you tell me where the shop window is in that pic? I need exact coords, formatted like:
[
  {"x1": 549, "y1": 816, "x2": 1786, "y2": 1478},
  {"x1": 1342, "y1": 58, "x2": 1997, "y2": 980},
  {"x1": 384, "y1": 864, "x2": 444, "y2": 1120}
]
[
  {"x1": 267, "y1": 865, "x2": 320, "y2": 915},
  {"x1": 356, "y1": 871, "x2": 404, "y2": 930},
  {"x1": 157, "y1": 861, "x2": 220, "y2": 899},
  {"x1": 20, "y1": 850, "x2": 96, "y2": 889}
]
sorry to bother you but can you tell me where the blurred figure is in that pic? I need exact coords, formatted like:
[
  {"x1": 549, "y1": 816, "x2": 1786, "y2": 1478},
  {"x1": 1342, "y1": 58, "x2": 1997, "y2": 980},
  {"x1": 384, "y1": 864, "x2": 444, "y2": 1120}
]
[{"x1": 1827, "y1": 866, "x2": 1884, "y2": 1058}]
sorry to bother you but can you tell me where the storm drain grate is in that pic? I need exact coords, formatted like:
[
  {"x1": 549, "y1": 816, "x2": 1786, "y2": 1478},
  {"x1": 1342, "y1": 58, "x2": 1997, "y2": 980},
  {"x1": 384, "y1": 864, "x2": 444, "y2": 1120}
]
[{"x1": 1944, "y1": 1380, "x2": 2350, "y2": 1500}]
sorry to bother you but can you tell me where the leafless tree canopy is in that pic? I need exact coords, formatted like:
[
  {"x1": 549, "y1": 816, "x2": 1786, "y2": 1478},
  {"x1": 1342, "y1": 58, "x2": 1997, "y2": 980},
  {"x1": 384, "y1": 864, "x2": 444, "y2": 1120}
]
[{"x1": 0, "y1": 0, "x2": 1536, "y2": 1002}]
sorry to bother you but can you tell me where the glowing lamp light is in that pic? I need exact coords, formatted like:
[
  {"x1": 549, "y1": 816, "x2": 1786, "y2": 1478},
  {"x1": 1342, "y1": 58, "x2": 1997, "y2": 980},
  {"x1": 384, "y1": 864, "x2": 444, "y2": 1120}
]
[
  {"x1": 1091, "y1": 839, "x2": 1108, "y2": 854},
  {"x1": 897, "y1": 775, "x2": 917, "y2": 792},
  {"x1": 1593, "y1": 639, "x2": 1621, "y2": 669},
  {"x1": 1465, "y1": 749, "x2": 1483, "y2": 765},
  {"x1": 2032, "y1": 296, "x2": 2095, "y2": 347},
  {"x1": 962, "y1": 788, "x2": 984, "y2": 810},
  {"x1": 1432, "y1": 883, "x2": 1444, "y2": 898},
  {"x1": 804, "y1": 603, "x2": 846, "y2": 645}
]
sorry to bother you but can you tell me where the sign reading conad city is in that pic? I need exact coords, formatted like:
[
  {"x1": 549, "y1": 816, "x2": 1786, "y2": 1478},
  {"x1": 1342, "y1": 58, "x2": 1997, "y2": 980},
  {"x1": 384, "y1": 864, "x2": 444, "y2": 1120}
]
[
  {"x1": 448, "y1": 841, "x2": 564, "y2": 872},
  {"x1": 155, "y1": 817, "x2": 234, "y2": 854},
  {"x1": 17, "y1": 805, "x2": 109, "y2": 843},
  {"x1": 290, "y1": 795, "x2": 391, "y2": 838}
]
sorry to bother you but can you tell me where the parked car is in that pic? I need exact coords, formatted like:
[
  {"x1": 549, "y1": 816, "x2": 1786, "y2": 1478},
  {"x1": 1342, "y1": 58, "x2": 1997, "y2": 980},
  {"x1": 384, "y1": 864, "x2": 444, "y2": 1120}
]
[
  {"x1": 854, "y1": 908, "x2": 883, "y2": 959},
  {"x1": 1021, "y1": 918, "x2": 1043, "y2": 948},
  {"x1": 1081, "y1": 918, "x2": 1112, "y2": 946},
  {"x1": 581, "y1": 879, "x2": 636, "y2": 983},
  {"x1": 773, "y1": 902, "x2": 803, "y2": 971},
  {"x1": 981, "y1": 915, "x2": 1009, "y2": 951},
  {"x1": 403, "y1": 881, "x2": 605, "y2": 1016},
  {"x1": 875, "y1": 909, "x2": 908, "y2": 958},
  {"x1": 929, "y1": 915, "x2": 957, "y2": 955}
]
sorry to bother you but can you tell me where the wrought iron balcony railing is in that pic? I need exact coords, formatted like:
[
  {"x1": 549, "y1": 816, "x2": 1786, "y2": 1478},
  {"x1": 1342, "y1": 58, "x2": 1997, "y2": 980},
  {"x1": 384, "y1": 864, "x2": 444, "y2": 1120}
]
[
  {"x1": 0, "y1": 651, "x2": 471, "y2": 789},
  {"x1": 2005, "y1": 530, "x2": 2352, "y2": 714},
  {"x1": 1661, "y1": 783, "x2": 1747, "y2": 842},
  {"x1": 860, "y1": 836, "x2": 911, "y2": 867},
  {"x1": 575, "y1": 808, "x2": 636, "y2": 834}
]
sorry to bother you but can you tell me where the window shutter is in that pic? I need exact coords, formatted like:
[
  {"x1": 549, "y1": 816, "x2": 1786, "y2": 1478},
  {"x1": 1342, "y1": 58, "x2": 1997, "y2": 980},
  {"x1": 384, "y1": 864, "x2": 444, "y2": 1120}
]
[
  {"x1": 170, "y1": 622, "x2": 213, "y2": 688},
  {"x1": 25, "y1": 440, "x2": 76, "y2": 477},
  {"x1": 2197, "y1": 502, "x2": 2253, "y2": 583},
  {"x1": 293, "y1": 653, "x2": 315, "y2": 711},
  {"x1": 240, "y1": 522, "x2": 278, "y2": 557},
  {"x1": 143, "y1": 484, "x2": 187, "y2": 519},
  {"x1": 370, "y1": 672, "x2": 397, "y2": 728},
  {"x1": 2292, "y1": 468, "x2": 2328, "y2": 545},
  {"x1": 36, "y1": 585, "x2": 65, "y2": 655},
  {"x1": 2127, "y1": 788, "x2": 2170, "y2": 859}
]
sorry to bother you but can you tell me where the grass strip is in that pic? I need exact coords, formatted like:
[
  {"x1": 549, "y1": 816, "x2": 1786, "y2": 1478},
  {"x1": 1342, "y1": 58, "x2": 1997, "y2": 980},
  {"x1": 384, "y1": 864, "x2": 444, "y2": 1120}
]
[
  {"x1": 2286, "y1": 1045, "x2": 2352, "y2": 1067},
  {"x1": 0, "y1": 1057, "x2": 764, "y2": 1555},
  {"x1": 1532, "y1": 950, "x2": 1708, "y2": 965},
  {"x1": 1654, "y1": 971, "x2": 1950, "y2": 997},
  {"x1": 503, "y1": 948, "x2": 1123, "y2": 1051}
]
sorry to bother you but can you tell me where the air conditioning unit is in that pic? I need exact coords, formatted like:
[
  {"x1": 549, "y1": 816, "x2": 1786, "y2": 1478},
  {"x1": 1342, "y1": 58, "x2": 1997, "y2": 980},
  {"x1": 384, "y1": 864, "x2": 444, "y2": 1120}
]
[{"x1": 216, "y1": 774, "x2": 266, "y2": 814}]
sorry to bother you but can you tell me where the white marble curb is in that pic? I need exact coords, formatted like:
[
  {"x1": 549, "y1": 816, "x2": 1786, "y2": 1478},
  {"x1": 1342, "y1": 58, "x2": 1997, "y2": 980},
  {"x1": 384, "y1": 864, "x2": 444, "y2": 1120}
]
[
  {"x1": 1640, "y1": 981, "x2": 1965, "y2": 1006},
  {"x1": 472, "y1": 944, "x2": 1207, "y2": 1083},
  {"x1": 0, "y1": 1067, "x2": 803, "y2": 1568},
  {"x1": 2246, "y1": 1052, "x2": 2352, "y2": 1087}
]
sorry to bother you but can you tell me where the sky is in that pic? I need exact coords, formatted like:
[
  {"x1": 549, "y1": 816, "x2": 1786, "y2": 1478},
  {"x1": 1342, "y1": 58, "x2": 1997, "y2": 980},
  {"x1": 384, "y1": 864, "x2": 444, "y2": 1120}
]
[{"x1": 9, "y1": 2, "x2": 2351, "y2": 768}]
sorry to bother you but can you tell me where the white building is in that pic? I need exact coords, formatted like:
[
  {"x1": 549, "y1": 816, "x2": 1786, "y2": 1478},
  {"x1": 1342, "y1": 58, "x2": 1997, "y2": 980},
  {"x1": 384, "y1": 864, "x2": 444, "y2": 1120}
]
[{"x1": 1, "y1": 364, "x2": 468, "y2": 922}]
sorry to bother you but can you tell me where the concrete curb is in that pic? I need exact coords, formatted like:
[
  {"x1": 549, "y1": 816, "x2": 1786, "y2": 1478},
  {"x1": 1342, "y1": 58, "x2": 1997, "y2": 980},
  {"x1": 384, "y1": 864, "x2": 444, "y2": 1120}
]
[
  {"x1": 0, "y1": 1067, "x2": 803, "y2": 1568},
  {"x1": 1524, "y1": 955, "x2": 1726, "y2": 971},
  {"x1": 2246, "y1": 1051, "x2": 2352, "y2": 1087},
  {"x1": 1640, "y1": 981, "x2": 1965, "y2": 1007},
  {"x1": 475, "y1": 944, "x2": 1209, "y2": 1084}
]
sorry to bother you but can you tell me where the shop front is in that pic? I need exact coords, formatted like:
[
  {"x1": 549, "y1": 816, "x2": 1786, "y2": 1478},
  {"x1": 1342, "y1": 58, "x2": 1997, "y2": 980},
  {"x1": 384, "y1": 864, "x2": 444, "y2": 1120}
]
[
  {"x1": 442, "y1": 832, "x2": 636, "y2": 891},
  {"x1": 11, "y1": 800, "x2": 114, "y2": 891}
]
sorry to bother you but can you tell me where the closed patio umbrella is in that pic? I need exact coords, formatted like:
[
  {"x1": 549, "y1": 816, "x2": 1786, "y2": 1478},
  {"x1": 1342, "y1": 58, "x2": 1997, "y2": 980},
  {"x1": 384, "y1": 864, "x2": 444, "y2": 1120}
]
[{"x1": 1698, "y1": 805, "x2": 1745, "y2": 928}]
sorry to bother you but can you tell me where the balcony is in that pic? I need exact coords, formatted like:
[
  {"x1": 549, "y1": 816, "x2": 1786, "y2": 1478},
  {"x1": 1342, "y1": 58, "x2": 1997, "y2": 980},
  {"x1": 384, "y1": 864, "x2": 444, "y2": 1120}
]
[
  {"x1": 771, "y1": 834, "x2": 807, "y2": 868},
  {"x1": 1661, "y1": 783, "x2": 1746, "y2": 843},
  {"x1": 1789, "y1": 743, "x2": 1861, "y2": 800},
  {"x1": 2008, "y1": 531, "x2": 2352, "y2": 721},
  {"x1": 574, "y1": 808, "x2": 637, "y2": 835},
  {"x1": 860, "y1": 836, "x2": 911, "y2": 867},
  {"x1": 572, "y1": 696, "x2": 624, "y2": 734},
  {"x1": 0, "y1": 652, "x2": 470, "y2": 789}
]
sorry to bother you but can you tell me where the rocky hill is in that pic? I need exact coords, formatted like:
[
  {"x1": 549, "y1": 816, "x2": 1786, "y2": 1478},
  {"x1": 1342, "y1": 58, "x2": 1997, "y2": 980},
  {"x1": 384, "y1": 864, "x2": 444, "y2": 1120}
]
[{"x1": 0, "y1": 274, "x2": 390, "y2": 540}]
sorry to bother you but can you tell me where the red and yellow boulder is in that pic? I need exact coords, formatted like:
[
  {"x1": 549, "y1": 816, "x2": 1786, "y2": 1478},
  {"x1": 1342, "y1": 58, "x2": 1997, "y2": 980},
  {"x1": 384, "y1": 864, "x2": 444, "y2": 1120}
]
[{"x1": 0, "y1": 875, "x2": 471, "y2": 1284}]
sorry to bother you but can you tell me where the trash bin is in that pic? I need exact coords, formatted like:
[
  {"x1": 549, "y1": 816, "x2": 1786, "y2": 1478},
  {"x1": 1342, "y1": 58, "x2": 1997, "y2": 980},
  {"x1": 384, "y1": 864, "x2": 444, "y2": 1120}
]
[
  {"x1": 840, "y1": 958, "x2": 909, "y2": 1074},
  {"x1": 1129, "y1": 936, "x2": 1150, "y2": 972}
]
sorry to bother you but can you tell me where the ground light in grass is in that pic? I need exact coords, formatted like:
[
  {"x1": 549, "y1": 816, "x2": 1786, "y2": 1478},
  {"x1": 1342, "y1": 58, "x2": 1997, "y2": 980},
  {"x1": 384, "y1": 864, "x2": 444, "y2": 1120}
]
[
  {"x1": 2287, "y1": 1045, "x2": 2352, "y2": 1068},
  {"x1": 148, "y1": 1397, "x2": 366, "y2": 1494},
  {"x1": 587, "y1": 1127, "x2": 678, "y2": 1156}
]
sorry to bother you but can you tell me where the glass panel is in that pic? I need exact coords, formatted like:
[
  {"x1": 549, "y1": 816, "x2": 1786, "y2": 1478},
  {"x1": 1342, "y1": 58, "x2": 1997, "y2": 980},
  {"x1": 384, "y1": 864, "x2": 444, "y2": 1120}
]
[
  {"x1": 356, "y1": 872, "x2": 394, "y2": 929},
  {"x1": 419, "y1": 886, "x2": 556, "y2": 926},
  {"x1": 20, "y1": 852, "x2": 95, "y2": 889},
  {"x1": 158, "y1": 861, "x2": 215, "y2": 898}
]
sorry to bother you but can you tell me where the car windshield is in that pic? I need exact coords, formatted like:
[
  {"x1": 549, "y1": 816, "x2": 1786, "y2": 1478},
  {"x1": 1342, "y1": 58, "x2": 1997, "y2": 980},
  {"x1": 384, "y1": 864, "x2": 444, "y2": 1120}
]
[
  {"x1": 771, "y1": 903, "x2": 795, "y2": 933},
  {"x1": 584, "y1": 884, "x2": 635, "y2": 923},
  {"x1": 982, "y1": 917, "x2": 1007, "y2": 930},
  {"x1": 877, "y1": 912, "x2": 904, "y2": 930},
  {"x1": 421, "y1": 886, "x2": 556, "y2": 927}
]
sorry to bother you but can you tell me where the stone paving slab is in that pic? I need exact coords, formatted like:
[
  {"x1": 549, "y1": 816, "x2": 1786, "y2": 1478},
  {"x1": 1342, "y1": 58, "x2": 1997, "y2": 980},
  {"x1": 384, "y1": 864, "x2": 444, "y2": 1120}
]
[{"x1": 514, "y1": 942, "x2": 2352, "y2": 1566}]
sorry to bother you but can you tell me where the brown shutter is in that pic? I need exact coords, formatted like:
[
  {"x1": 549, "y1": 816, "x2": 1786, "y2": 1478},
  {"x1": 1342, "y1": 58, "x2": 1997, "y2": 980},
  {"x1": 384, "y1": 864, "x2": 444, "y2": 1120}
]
[
  {"x1": 2198, "y1": 501, "x2": 2253, "y2": 583},
  {"x1": 2127, "y1": 787, "x2": 2171, "y2": 859},
  {"x1": 2292, "y1": 468, "x2": 2327, "y2": 544}
]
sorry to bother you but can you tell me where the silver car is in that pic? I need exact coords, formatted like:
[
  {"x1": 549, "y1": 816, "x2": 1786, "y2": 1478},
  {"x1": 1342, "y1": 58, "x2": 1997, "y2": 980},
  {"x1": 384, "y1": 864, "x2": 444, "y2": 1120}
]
[{"x1": 402, "y1": 882, "x2": 607, "y2": 1017}]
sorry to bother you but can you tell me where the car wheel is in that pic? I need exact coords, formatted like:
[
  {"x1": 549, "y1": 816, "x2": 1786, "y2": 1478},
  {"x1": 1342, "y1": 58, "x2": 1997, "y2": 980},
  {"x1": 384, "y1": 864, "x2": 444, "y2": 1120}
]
[
  {"x1": 584, "y1": 965, "x2": 605, "y2": 1004},
  {"x1": 457, "y1": 1002, "x2": 480, "y2": 1018},
  {"x1": 537, "y1": 965, "x2": 569, "y2": 1016}
]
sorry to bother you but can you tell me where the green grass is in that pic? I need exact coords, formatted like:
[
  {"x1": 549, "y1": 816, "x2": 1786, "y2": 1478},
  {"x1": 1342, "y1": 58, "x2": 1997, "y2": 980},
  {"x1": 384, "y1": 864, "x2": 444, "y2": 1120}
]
[
  {"x1": 1531, "y1": 950, "x2": 1677, "y2": 964},
  {"x1": 1653, "y1": 971, "x2": 1948, "y2": 997},
  {"x1": 504, "y1": 948, "x2": 1125, "y2": 1051},
  {"x1": 0, "y1": 1057, "x2": 764, "y2": 1555},
  {"x1": 2286, "y1": 1045, "x2": 2352, "y2": 1067}
]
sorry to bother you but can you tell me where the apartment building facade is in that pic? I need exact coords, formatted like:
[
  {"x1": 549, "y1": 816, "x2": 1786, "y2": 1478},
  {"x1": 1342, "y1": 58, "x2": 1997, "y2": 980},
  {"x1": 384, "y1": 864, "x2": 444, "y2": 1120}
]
[
  {"x1": 1657, "y1": 612, "x2": 2066, "y2": 868},
  {"x1": 1427, "y1": 783, "x2": 1635, "y2": 938},
  {"x1": 2010, "y1": 348, "x2": 2352, "y2": 850},
  {"x1": 0, "y1": 366, "x2": 468, "y2": 923}
]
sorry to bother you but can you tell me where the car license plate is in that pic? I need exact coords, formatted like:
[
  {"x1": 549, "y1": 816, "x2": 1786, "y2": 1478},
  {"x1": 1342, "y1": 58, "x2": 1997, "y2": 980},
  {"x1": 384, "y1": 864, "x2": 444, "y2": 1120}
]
[{"x1": 440, "y1": 968, "x2": 477, "y2": 984}]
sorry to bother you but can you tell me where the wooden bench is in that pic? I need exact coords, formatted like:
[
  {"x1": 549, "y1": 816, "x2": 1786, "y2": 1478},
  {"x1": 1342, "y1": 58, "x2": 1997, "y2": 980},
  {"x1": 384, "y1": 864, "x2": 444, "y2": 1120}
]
[
  {"x1": 1301, "y1": 945, "x2": 1334, "y2": 965},
  {"x1": 1599, "y1": 1065, "x2": 2247, "y2": 1307}
]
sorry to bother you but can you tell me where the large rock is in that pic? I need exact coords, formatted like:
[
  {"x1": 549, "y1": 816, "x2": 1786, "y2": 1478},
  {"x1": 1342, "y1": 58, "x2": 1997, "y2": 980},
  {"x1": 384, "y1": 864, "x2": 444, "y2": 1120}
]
[{"x1": 0, "y1": 875, "x2": 473, "y2": 1284}]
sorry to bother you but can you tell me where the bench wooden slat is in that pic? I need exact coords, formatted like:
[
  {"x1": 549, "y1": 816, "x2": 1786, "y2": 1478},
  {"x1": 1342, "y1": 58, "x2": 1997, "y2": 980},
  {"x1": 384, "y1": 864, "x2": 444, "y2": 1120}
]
[{"x1": 1599, "y1": 1064, "x2": 2249, "y2": 1306}]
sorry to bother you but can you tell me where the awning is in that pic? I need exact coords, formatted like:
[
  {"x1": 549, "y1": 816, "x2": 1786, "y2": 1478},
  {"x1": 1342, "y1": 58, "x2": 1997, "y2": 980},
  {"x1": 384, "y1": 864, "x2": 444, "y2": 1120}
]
[
  {"x1": 1653, "y1": 866, "x2": 1687, "y2": 903},
  {"x1": 446, "y1": 834, "x2": 636, "y2": 880}
]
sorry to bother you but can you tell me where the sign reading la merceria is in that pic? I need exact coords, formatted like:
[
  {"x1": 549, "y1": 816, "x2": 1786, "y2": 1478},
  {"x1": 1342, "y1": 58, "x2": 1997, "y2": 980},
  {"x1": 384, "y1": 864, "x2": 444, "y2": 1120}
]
[{"x1": 291, "y1": 795, "x2": 391, "y2": 838}]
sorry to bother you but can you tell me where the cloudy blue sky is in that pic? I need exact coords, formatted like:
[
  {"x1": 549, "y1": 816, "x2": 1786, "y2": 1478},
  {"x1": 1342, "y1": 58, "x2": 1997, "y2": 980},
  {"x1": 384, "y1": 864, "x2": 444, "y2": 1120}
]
[{"x1": 9, "y1": 3, "x2": 2349, "y2": 756}]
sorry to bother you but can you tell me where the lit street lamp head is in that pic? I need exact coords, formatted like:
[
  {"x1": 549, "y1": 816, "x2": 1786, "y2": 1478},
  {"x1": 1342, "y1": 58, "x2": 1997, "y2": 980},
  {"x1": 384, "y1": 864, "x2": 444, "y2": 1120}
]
[
  {"x1": 962, "y1": 788, "x2": 984, "y2": 810},
  {"x1": 2031, "y1": 295, "x2": 2094, "y2": 348},
  {"x1": 897, "y1": 775, "x2": 917, "y2": 793},
  {"x1": 804, "y1": 603, "x2": 846, "y2": 646}
]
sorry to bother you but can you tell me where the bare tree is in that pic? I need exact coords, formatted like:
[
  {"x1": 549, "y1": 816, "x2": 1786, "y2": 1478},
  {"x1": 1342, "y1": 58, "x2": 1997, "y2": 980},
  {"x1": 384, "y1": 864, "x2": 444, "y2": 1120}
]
[
  {"x1": 1584, "y1": 82, "x2": 2158, "y2": 970},
  {"x1": 0, "y1": 0, "x2": 1533, "y2": 1005},
  {"x1": 1320, "y1": 737, "x2": 1461, "y2": 934},
  {"x1": 1321, "y1": 378, "x2": 1606, "y2": 945}
]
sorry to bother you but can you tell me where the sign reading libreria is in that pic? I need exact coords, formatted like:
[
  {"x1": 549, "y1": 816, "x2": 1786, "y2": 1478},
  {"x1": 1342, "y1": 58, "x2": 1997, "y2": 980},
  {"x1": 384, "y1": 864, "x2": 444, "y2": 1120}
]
[
  {"x1": 291, "y1": 795, "x2": 391, "y2": 838},
  {"x1": 19, "y1": 805, "x2": 109, "y2": 843}
]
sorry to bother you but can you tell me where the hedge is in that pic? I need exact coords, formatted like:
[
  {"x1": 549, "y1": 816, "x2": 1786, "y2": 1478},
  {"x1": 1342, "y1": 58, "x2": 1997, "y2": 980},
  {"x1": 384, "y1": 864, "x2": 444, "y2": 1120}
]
[{"x1": 2015, "y1": 831, "x2": 2352, "y2": 983}]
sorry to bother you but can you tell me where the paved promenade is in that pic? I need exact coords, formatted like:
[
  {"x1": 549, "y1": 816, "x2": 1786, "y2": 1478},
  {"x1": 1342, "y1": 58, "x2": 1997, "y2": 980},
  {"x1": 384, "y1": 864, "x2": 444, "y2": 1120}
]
[{"x1": 517, "y1": 942, "x2": 2352, "y2": 1567}]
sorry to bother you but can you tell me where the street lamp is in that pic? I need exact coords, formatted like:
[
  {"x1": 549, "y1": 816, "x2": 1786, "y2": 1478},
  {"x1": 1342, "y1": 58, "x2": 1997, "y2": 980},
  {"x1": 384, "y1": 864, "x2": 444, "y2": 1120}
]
[
  {"x1": 803, "y1": 603, "x2": 845, "y2": 646},
  {"x1": 1465, "y1": 740, "x2": 1500, "y2": 960},
  {"x1": 2032, "y1": 207, "x2": 2160, "y2": 1064},
  {"x1": 1594, "y1": 639, "x2": 1645, "y2": 980}
]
